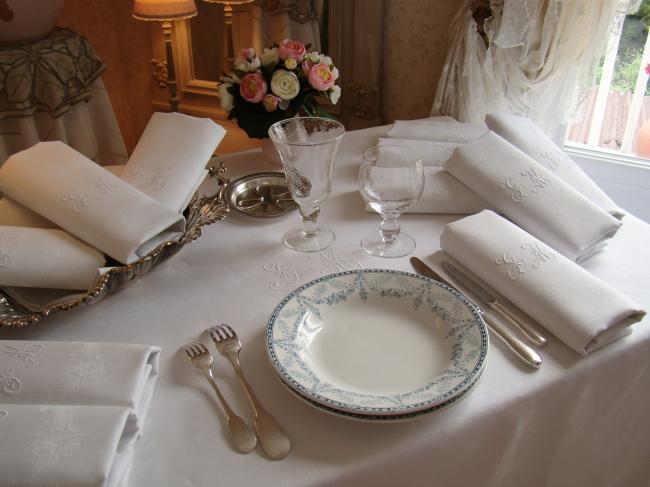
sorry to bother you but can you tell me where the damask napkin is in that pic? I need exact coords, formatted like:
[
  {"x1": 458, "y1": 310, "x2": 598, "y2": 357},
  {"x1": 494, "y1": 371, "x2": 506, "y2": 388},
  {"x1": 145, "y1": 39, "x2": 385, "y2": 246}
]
[
  {"x1": 486, "y1": 112, "x2": 625, "y2": 219},
  {"x1": 443, "y1": 132, "x2": 622, "y2": 261},
  {"x1": 0, "y1": 404, "x2": 137, "y2": 487},
  {"x1": 376, "y1": 138, "x2": 488, "y2": 214},
  {"x1": 440, "y1": 210, "x2": 645, "y2": 355},
  {"x1": 0, "y1": 142, "x2": 185, "y2": 264},
  {"x1": 0, "y1": 340, "x2": 160, "y2": 429},
  {"x1": 121, "y1": 112, "x2": 224, "y2": 212},
  {"x1": 386, "y1": 118, "x2": 488, "y2": 142},
  {"x1": 0, "y1": 226, "x2": 105, "y2": 290}
]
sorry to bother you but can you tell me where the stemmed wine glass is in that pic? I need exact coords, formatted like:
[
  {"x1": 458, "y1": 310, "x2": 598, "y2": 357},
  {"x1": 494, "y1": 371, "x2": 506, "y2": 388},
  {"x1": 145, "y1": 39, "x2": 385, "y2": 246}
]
[
  {"x1": 268, "y1": 117, "x2": 345, "y2": 252},
  {"x1": 359, "y1": 145, "x2": 424, "y2": 258}
]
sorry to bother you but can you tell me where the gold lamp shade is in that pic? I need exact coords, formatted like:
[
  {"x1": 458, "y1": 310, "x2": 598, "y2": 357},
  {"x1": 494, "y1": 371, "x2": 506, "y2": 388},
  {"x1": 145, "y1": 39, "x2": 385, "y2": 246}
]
[{"x1": 132, "y1": 0, "x2": 198, "y2": 21}]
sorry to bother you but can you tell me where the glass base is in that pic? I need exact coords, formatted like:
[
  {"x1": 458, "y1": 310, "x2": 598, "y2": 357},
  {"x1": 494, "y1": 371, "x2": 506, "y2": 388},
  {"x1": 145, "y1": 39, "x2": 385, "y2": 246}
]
[
  {"x1": 361, "y1": 231, "x2": 416, "y2": 258},
  {"x1": 283, "y1": 227, "x2": 335, "y2": 252}
]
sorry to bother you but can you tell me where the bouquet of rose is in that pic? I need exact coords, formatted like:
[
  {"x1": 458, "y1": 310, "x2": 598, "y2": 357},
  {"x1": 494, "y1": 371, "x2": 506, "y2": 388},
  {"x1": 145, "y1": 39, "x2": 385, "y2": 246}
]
[{"x1": 218, "y1": 38, "x2": 341, "y2": 139}]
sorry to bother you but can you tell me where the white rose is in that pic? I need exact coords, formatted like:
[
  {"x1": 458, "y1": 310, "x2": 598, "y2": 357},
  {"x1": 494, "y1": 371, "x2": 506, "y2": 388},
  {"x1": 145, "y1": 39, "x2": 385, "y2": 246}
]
[
  {"x1": 218, "y1": 82, "x2": 234, "y2": 111},
  {"x1": 307, "y1": 51, "x2": 320, "y2": 63},
  {"x1": 260, "y1": 47, "x2": 279, "y2": 66},
  {"x1": 271, "y1": 70, "x2": 301, "y2": 101},
  {"x1": 319, "y1": 55, "x2": 333, "y2": 66},
  {"x1": 328, "y1": 85, "x2": 341, "y2": 104},
  {"x1": 331, "y1": 66, "x2": 339, "y2": 81},
  {"x1": 235, "y1": 57, "x2": 261, "y2": 72}
]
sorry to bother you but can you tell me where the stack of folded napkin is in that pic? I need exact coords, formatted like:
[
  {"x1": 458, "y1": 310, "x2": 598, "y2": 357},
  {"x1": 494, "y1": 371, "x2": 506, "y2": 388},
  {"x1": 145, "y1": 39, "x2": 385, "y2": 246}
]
[
  {"x1": 0, "y1": 112, "x2": 225, "y2": 296},
  {"x1": 0, "y1": 340, "x2": 160, "y2": 487},
  {"x1": 439, "y1": 210, "x2": 645, "y2": 355}
]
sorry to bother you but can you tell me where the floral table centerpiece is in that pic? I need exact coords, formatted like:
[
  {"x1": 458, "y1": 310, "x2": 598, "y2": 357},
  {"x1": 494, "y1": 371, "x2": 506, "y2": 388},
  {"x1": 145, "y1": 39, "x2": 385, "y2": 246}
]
[{"x1": 218, "y1": 39, "x2": 341, "y2": 143}]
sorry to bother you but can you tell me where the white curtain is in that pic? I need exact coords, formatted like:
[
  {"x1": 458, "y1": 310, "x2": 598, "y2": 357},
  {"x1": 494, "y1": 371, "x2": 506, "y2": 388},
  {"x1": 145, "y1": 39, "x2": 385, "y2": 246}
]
[
  {"x1": 432, "y1": 0, "x2": 642, "y2": 137},
  {"x1": 250, "y1": 0, "x2": 323, "y2": 54}
]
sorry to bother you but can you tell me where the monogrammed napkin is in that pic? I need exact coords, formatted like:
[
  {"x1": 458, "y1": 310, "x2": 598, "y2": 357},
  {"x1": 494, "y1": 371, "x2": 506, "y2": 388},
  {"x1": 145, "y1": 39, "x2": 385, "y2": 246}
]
[
  {"x1": 0, "y1": 340, "x2": 160, "y2": 487},
  {"x1": 0, "y1": 142, "x2": 185, "y2": 264},
  {"x1": 443, "y1": 132, "x2": 622, "y2": 261},
  {"x1": 0, "y1": 226, "x2": 105, "y2": 290},
  {"x1": 486, "y1": 112, "x2": 625, "y2": 219},
  {"x1": 440, "y1": 210, "x2": 645, "y2": 354},
  {"x1": 0, "y1": 404, "x2": 137, "y2": 487},
  {"x1": 376, "y1": 138, "x2": 488, "y2": 214},
  {"x1": 121, "y1": 112, "x2": 225, "y2": 212},
  {"x1": 386, "y1": 118, "x2": 488, "y2": 142}
]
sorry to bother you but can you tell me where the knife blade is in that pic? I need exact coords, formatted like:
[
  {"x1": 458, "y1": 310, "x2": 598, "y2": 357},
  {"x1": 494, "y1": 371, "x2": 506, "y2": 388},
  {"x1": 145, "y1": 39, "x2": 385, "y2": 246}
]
[
  {"x1": 409, "y1": 257, "x2": 542, "y2": 369},
  {"x1": 441, "y1": 261, "x2": 547, "y2": 347}
]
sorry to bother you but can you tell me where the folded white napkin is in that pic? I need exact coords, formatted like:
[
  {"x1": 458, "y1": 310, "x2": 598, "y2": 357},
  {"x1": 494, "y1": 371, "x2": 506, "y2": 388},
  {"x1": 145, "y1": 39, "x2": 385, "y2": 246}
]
[
  {"x1": 486, "y1": 112, "x2": 625, "y2": 219},
  {"x1": 386, "y1": 118, "x2": 488, "y2": 142},
  {"x1": 440, "y1": 210, "x2": 645, "y2": 354},
  {"x1": 375, "y1": 138, "x2": 488, "y2": 214},
  {"x1": 121, "y1": 112, "x2": 224, "y2": 212},
  {"x1": 0, "y1": 142, "x2": 185, "y2": 264},
  {"x1": 0, "y1": 226, "x2": 105, "y2": 290},
  {"x1": 0, "y1": 340, "x2": 160, "y2": 429},
  {"x1": 443, "y1": 132, "x2": 622, "y2": 261},
  {"x1": 0, "y1": 404, "x2": 137, "y2": 487}
]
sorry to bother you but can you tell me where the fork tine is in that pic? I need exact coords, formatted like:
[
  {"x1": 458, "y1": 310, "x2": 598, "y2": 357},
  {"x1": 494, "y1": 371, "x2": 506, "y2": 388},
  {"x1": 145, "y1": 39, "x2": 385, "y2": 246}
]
[
  {"x1": 216, "y1": 326, "x2": 228, "y2": 341},
  {"x1": 222, "y1": 324, "x2": 236, "y2": 338},
  {"x1": 190, "y1": 343, "x2": 201, "y2": 356},
  {"x1": 183, "y1": 345, "x2": 194, "y2": 358},
  {"x1": 209, "y1": 326, "x2": 220, "y2": 341},
  {"x1": 196, "y1": 342, "x2": 208, "y2": 353}
]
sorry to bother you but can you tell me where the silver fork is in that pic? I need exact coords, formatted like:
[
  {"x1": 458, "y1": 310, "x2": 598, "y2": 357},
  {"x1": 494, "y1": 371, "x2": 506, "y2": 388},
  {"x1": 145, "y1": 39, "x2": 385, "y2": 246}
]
[
  {"x1": 183, "y1": 342, "x2": 257, "y2": 453},
  {"x1": 209, "y1": 325, "x2": 291, "y2": 460}
]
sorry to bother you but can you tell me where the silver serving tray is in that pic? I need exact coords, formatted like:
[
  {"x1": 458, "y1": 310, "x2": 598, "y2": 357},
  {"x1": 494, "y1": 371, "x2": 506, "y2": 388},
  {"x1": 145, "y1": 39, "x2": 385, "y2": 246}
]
[{"x1": 0, "y1": 165, "x2": 230, "y2": 328}]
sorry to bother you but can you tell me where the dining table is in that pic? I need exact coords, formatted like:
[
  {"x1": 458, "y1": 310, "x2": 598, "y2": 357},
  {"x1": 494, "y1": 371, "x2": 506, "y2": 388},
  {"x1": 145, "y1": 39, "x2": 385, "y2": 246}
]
[{"x1": 1, "y1": 124, "x2": 649, "y2": 487}]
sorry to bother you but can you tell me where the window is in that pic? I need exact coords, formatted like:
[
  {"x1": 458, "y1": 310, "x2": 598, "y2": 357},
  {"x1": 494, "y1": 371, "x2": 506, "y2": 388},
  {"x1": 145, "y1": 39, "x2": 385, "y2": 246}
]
[{"x1": 564, "y1": 0, "x2": 650, "y2": 163}]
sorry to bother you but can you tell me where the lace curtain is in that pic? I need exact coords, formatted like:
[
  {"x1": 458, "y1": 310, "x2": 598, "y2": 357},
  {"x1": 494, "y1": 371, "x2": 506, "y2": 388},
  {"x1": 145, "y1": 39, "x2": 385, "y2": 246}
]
[
  {"x1": 432, "y1": 0, "x2": 641, "y2": 137},
  {"x1": 251, "y1": 0, "x2": 324, "y2": 53}
]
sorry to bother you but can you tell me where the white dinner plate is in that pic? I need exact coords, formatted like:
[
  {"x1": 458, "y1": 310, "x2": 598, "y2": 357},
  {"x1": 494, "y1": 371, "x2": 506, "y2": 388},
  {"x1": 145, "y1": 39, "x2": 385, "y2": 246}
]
[{"x1": 266, "y1": 269, "x2": 488, "y2": 416}]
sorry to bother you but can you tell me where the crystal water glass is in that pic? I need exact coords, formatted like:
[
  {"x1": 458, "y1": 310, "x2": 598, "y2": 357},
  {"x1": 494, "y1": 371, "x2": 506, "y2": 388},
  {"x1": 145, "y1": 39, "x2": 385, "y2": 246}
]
[
  {"x1": 359, "y1": 145, "x2": 424, "y2": 258},
  {"x1": 268, "y1": 117, "x2": 345, "y2": 252}
]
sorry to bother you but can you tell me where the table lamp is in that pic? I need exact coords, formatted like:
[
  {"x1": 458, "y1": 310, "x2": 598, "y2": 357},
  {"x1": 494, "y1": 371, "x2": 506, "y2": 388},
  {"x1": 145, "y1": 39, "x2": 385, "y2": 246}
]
[
  {"x1": 201, "y1": 0, "x2": 254, "y2": 69},
  {"x1": 133, "y1": 0, "x2": 198, "y2": 112}
]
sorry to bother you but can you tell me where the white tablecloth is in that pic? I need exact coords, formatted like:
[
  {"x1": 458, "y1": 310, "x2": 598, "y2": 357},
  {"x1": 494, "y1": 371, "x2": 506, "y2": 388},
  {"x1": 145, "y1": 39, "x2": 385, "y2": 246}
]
[
  {"x1": 0, "y1": 78, "x2": 127, "y2": 167},
  {"x1": 1, "y1": 126, "x2": 649, "y2": 487}
]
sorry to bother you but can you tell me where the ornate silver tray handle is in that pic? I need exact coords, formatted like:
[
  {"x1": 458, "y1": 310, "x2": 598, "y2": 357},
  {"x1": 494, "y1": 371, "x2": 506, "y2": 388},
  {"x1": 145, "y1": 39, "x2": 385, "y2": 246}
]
[{"x1": 0, "y1": 165, "x2": 230, "y2": 328}]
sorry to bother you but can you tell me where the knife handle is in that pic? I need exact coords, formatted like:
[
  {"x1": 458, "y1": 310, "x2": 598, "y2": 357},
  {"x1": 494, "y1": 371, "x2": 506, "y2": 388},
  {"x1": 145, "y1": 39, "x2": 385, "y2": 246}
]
[
  {"x1": 488, "y1": 300, "x2": 547, "y2": 347},
  {"x1": 483, "y1": 314, "x2": 542, "y2": 369}
]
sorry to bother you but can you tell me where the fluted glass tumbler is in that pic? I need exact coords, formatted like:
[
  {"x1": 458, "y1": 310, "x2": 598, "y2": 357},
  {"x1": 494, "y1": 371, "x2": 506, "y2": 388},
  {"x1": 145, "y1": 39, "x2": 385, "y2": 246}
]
[
  {"x1": 359, "y1": 145, "x2": 424, "y2": 258},
  {"x1": 268, "y1": 117, "x2": 345, "y2": 252}
]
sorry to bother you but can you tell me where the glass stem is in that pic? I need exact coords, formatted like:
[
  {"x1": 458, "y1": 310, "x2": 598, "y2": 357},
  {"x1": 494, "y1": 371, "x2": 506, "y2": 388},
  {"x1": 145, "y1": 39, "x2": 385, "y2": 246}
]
[
  {"x1": 379, "y1": 216, "x2": 400, "y2": 244},
  {"x1": 299, "y1": 205, "x2": 320, "y2": 238}
]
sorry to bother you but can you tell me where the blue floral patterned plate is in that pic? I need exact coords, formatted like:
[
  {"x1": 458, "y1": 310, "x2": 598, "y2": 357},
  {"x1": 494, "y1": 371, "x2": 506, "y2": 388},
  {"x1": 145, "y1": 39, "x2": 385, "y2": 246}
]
[{"x1": 266, "y1": 269, "x2": 488, "y2": 416}]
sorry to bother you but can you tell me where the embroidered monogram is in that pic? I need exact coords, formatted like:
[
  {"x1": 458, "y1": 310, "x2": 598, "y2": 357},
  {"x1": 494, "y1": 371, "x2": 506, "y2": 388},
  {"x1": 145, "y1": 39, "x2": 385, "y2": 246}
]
[
  {"x1": 522, "y1": 242, "x2": 555, "y2": 268},
  {"x1": 87, "y1": 175, "x2": 117, "y2": 200},
  {"x1": 495, "y1": 251, "x2": 526, "y2": 280},
  {"x1": 263, "y1": 259, "x2": 301, "y2": 291},
  {"x1": 316, "y1": 247, "x2": 362, "y2": 274},
  {"x1": 0, "y1": 249, "x2": 11, "y2": 267},
  {"x1": 538, "y1": 150, "x2": 566, "y2": 170},
  {"x1": 500, "y1": 177, "x2": 527, "y2": 201},
  {"x1": 151, "y1": 163, "x2": 171, "y2": 191},
  {"x1": 63, "y1": 343, "x2": 108, "y2": 397},
  {"x1": 0, "y1": 368, "x2": 21, "y2": 394},
  {"x1": 442, "y1": 134, "x2": 469, "y2": 144},
  {"x1": 61, "y1": 189, "x2": 88, "y2": 213},
  {"x1": 0, "y1": 343, "x2": 42, "y2": 367},
  {"x1": 522, "y1": 167, "x2": 550, "y2": 192}
]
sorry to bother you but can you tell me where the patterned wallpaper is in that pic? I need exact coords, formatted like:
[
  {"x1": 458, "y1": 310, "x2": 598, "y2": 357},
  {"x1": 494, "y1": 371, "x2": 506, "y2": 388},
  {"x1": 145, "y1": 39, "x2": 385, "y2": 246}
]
[
  {"x1": 381, "y1": 0, "x2": 458, "y2": 123},
  {"x1": 57, "y1": 0, "x2": 155, "y2": 153}
]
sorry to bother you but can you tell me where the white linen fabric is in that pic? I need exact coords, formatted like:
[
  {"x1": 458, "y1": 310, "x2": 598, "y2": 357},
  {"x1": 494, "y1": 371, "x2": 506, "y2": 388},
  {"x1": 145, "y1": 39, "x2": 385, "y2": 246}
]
[
  {"x1": 485, "y1": 112, "x2": 625, "y2": 218},
  {"x1": 375, "y1": 137, "x2": 487, "y2": 214},
  {"x1": 1, "y1": 125, "x2": 649, "y2": 487},
  {"x1": 0, "y1": 404, "x2": 137, "y2": 487},
  {"x1": 0, "y1": 142, "x2": 185, "y2": 264},
  {"x1": 0, "y1": 226, "x2": 104, "y2": 290},
  {"x1": 443, "y1": 132, "x2": 622, "y2": 261},
  {"x1": 386, "y1": 118, "x2": 488, "y2": 142},
  {"x1": 431, "y1": 0, "x2": 640, "y2": 136},
  {"x1": 0, "y1": 198, "x2": 56, "y2": 228},
  {"x1": 121, "y1": 112, "x2": 225, "y2": 212},
  {"x1": 439, "y1": 210, "x2": 645, "y2": 355}
]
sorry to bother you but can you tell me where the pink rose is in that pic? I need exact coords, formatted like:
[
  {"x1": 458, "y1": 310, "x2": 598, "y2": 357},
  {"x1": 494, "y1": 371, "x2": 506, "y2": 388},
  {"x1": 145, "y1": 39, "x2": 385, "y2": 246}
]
[
  {"x1": 308, "y1": 63, "x2": 335, "y2": 91},
  {"x1": 301, "y1": 59, "x2": 314, "y2": 77},
  {"x1": 239, "y1": 73, "x2": 267, "y2": 103},
  {"x1": 236, "y1": 47, "x2": 255, "y2": 64},
  {"x1": 262, "y1": 94, "x2": 280, "y2": 112},
  {"x1": 278, "y1": 38, "x2": 306, "y2": 62}
]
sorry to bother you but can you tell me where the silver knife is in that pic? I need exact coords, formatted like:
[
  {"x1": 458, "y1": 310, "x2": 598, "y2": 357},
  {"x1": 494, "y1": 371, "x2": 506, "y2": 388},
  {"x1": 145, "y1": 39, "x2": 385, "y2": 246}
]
[
  {"x1": 410, "y1": 257, "x2": 542, "y2": 369},
  {"x1": 441, "y1": 261, "x2": 547, "y2": 347}
]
